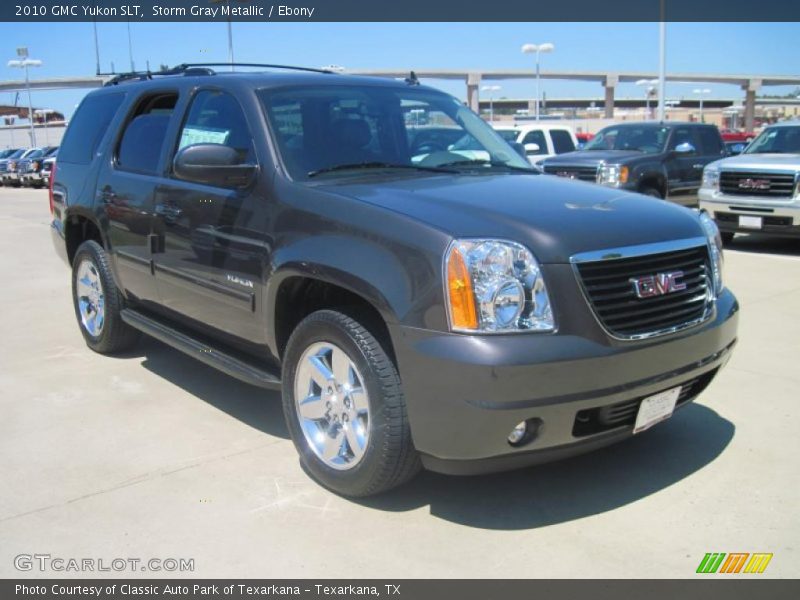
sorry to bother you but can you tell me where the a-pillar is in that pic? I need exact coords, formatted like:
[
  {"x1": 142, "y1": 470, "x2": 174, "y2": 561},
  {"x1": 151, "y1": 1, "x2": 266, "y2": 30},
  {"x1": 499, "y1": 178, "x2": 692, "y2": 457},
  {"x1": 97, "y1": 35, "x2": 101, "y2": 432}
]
[
  {"x1": 603, "y1": 75, "x2": 619, "y2": 119},
  {"x1": 466, "y1": 73, "x2": 481, "y2": 113},
  {"x1": 743, "y1": 79, "x2": 761, "y2": 133}
]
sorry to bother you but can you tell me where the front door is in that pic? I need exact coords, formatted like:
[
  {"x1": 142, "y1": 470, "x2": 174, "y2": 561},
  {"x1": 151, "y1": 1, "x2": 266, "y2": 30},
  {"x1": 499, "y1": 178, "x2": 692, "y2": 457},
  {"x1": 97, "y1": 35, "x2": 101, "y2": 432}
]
[
  {"x1": 152, "y1": 89, "x2": 271, "y2": 344},
  {"x1": 665, "y1": 126, "x2": 701, "y2": 205}
]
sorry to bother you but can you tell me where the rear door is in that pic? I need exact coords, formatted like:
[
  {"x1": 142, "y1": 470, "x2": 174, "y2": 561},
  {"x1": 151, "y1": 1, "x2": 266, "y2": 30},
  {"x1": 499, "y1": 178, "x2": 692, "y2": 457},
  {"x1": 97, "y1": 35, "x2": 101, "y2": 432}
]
[
  {"x1": 550, "y1": 128, "x2": 577, "y2": 156},
  {"x1": 96, "y1": 90, "x2": 179, "y2": 303},
  {"x1": 152, "y1": 88, "x2": 270, "y2": 343}
]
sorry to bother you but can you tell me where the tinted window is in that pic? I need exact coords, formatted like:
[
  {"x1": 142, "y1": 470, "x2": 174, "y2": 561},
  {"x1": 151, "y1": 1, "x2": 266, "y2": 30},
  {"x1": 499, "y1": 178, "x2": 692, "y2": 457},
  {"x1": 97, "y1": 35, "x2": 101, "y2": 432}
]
[
  {"x1": 521, "y1": 130, "x2": 547, "y2": 154},
  {"x1": 551, "y1": 129, "x2": 576, "y2": 154},
  {"x1": 117, "y1": 93, "x2": 177, "y2": 174},
  {"x1": 59, "y1": 92, "x2": 125, "y2": 164},
  {"x1": 585, "y1": 125, "x2": 669, "y2": 154},
  {"x1": 177, "y1": 90, "x2": 254, "y2": 165},
  {"x1": 669, "y1": 127, "x2": 697, "y2": 152},
  {"x1": 696, "y1": 127, "x2": 723, "y2": 155}
]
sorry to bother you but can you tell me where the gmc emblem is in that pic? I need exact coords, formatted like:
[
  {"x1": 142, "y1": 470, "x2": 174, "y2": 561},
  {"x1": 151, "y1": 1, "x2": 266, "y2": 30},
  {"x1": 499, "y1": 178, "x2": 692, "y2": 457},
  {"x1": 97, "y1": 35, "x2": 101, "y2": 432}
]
[
  {"x1": 630, "y1": 271, "x2": 687, "y2": 299},
  {"x1": 738, "y1": 178, "x2": 771, "y2": 191}
]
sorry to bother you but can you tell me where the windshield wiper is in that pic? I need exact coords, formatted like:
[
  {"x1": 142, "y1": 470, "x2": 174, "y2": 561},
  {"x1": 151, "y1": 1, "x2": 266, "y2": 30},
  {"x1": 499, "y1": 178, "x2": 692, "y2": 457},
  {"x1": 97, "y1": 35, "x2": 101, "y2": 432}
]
[
  {"x1": 433, "y1": 159, "x2": 537, "y2": 173},
  {"x1": 308, "y1": 161, "x2": 452, "y2": 178}
]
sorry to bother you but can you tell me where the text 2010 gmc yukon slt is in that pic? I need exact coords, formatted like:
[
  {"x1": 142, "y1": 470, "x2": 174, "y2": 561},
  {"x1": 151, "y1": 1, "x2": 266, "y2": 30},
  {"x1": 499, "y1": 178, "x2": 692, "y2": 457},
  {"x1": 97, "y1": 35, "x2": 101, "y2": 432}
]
[{"x1": 50, "y1": 64, "x2": 739, "y2": 497}]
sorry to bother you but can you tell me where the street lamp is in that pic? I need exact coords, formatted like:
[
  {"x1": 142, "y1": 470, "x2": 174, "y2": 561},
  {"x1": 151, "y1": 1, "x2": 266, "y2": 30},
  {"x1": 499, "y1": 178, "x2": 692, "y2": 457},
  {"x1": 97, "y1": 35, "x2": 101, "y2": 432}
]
[
  {"x1": 636, "y1": 79, "x2": 658, "y2": 120},
  {"x1": 34, "y1": 109, "x2": 55, "y2": 145},
  {"x1": 521, "y1": 42, "x2": 554, "y2": 121},
  {"x1": 693, "y1": 88, "x2": 711, "y2": 122},
  {"x1": 8, "y1": 47, "x2": 41, "y2": 146},
  {"x1": 481, "y1": 85, "x2": 501, "y2": 122}
]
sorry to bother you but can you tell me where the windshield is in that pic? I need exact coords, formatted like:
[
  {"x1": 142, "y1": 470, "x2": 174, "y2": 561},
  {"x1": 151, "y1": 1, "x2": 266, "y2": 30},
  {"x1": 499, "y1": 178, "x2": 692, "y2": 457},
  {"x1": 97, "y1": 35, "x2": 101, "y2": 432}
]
[
  {"x1": 745, "y1": 126, "x2": 800, "y2": 154},
  {"x1": 26, "y1": 149, "x2": 45, "y2": 159},
  {"x1": 583, "y1": 125, "x2": 669, "y2": 154},
  {"x1": 259, "y1": 84, "x2": 533, "y2": 180},
  {"x1": 7, "y1": 149, "x2": 25, "y2": 159},
  {"x1": 494, "y1": 129, "x2": 520, "y2": 142}
]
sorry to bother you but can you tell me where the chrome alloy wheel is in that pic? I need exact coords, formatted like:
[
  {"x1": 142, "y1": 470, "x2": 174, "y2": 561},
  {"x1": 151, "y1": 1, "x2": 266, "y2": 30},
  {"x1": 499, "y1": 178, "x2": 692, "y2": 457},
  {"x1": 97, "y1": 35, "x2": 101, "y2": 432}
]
[
  {"x1": 293, "y1": 342, "x2": 370, "y2": 470},
  {"x1": 75, "y1": 259, "x2": 105, "y2": 337}
]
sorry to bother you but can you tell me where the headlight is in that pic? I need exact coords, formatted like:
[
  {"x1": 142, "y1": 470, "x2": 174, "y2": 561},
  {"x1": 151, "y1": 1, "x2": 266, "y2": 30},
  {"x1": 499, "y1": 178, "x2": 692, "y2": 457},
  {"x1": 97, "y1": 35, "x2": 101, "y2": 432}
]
[
  {"x1": 699, "y1": 211, "x2": 724, "y2": 296},
  {"x1": 596, "y1": 163, "x2": 628, "y2": 186},
  {"x1": 32, "y1": 161, "x2": 40, "y2": 170},
  {"x1": 702, "y1": 166, "x2": 720, "y2": 189},
  {"x1": 445, "y1": 239, "x2": 554, "y2": 333}
]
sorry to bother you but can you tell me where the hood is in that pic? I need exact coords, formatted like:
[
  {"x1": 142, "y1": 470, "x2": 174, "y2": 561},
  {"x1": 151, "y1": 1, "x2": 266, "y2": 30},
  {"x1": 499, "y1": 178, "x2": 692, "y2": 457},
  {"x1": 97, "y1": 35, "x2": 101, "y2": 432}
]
[
  {"x1": 709, "y1": 153, "x2": 800, "y2": 171},
  {"x1": 318, "y1": 173, "x2": 704, "y2": 263},
  {"x1": 542, "y1": 150, "x2": 646, "y2": 166}
]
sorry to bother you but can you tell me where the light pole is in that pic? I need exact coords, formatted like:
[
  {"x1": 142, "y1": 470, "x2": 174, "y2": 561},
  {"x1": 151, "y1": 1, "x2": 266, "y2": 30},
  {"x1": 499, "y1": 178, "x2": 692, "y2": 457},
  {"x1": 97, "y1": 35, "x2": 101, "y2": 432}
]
[
  {"x1": 481, "y1": 85, "x2": 501, "y2": 122},
  {"x1": 636, "y1": 79, "x2": 658, "y2": 120},
  {"x1": 657, "y1": 0, "x2": 666, "y2": 122},
  {"x1": 521, "y1": 43, "x2": 554, "y2": 121},
  {"x1": 34, "y1": 109, "x2": 55, "y2": 145},
  {"x1": 8, "y1": 47, "x2": 41, "y2": 146},
  {"x1": 693, "y1": 88, "x2": 711, "y2": 122}
]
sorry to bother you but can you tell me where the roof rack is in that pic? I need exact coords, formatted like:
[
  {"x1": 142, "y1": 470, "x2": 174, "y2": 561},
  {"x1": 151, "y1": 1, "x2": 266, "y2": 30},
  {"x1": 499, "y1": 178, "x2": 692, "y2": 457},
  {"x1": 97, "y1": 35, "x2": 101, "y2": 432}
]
[{"x1": 102, "y1": 62, "x2": 335, "y2": 86}]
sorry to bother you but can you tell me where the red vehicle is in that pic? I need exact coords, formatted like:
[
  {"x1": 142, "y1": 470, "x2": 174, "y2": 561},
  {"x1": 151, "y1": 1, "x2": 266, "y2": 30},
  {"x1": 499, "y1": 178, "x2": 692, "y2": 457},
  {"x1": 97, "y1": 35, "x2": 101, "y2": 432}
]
[
  {"x1": 719, "y1": 129, "x2": 755, "y2": 143},
  {"x1": 575, "y1": 132, "x2": 594, "y2": 149}
]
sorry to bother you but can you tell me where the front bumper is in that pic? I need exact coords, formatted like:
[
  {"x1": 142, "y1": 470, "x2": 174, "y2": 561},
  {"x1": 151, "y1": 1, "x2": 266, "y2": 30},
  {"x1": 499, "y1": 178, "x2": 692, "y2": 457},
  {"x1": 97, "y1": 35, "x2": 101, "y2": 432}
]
[
  {"x1": 390, "y1": 287, "x2": 738, "y2": 475},
  {"x1": 700, "y1": 188, "x2": 800, "y2": 237}
]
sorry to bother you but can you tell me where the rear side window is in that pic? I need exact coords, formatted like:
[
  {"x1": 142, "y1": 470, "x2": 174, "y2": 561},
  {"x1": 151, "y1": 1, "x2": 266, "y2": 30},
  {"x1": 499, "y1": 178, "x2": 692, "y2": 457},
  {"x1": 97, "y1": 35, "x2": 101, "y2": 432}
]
[
  {"x1": 696, "y1": 127, "x2": 724, "y2": 156},
  {"x1": 551, "y1": 129, "x2": 576, "y2": 154},
  {"x1": 116, "y1": 93, "x2": 178, "y2": 174},
  {"x1": 58, "y1": 92, "x2": 125, "y2": 164}
]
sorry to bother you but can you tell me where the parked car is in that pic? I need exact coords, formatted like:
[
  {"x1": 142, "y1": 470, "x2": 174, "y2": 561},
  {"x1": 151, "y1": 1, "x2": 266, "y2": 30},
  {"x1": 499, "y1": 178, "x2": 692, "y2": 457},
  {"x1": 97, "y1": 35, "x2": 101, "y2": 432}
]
[
  {"x1": 492, "y1": 123, "x2": 579, "y2": 164},
  {"x1": 19, "y1": 146, "x2": 58, "y2": 188},
  {"x1": 41, "y1": 153, "x2": 57, "y2": 187},
  {"x1": 541, "y1": 122, "x2": 727, "y2": 206},
  {"x1": 0, "y1": 148, "x2": 21, "y2": 160},
  {"x1": 50, "y1": 65, "x2": 738, "y2": 497},
  {"x1": 0, "y1": 148, "x2": 27, "y2": 186},
  {"x1": 1, "y1": 147, "x2": 41, "y2": 187},
  {"x1": 700, "y1": 120, "x2": 800, "y2": 242},
  {"x1": 720, "y1": 129, "x2": 755, "y2": 143},
  {"x1": 575, "y1": 132, "x2": 594, "y2": 149}
]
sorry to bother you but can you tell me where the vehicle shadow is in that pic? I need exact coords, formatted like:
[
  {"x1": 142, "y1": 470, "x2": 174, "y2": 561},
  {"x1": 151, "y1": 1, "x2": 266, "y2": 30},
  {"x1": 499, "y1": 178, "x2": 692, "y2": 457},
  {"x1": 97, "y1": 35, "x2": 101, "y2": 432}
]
[
  {"x1": 133, "y1": 337, "x2": 289, "y2": 440},
  {"x1": 726, "y1": 233, "x2": 800, "y2": 256},
  {"x1": 356, "y1": 403, "x2": 734, "y2": 530}
]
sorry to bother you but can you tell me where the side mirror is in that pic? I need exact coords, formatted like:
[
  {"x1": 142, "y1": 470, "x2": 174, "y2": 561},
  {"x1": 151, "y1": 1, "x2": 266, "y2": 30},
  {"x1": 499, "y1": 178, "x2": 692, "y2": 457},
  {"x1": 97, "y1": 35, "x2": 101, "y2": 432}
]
[
  {"x1": 508, "y1": 141, "x2": 528, "y2": 159},
  {"x1": 673, "y1": 142, "x2": 696, "y2": 155},
  {"x1": 173, "y1": 144, "x2": 256, "y2": 188},
  {"x1": 728, "y1": 143, "x2": 745, "y2": 156},
  {"x1": 524, "y1": 142, "x2": 541, "y2": 155}
]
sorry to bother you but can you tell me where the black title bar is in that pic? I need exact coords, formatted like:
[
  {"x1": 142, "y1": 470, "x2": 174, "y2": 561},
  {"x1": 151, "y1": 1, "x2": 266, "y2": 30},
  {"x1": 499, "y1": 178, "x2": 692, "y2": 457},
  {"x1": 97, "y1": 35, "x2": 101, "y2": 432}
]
[{"x1": 2, "y1": 0, "x2": 800, "y2": 22}]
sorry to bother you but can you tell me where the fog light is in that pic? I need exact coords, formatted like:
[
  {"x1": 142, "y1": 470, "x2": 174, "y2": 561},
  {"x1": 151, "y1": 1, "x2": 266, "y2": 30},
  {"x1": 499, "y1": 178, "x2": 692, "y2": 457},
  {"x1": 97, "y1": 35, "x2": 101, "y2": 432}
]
[{"x1": 507, "y1": 421, "x2": 529, "y2": 446}]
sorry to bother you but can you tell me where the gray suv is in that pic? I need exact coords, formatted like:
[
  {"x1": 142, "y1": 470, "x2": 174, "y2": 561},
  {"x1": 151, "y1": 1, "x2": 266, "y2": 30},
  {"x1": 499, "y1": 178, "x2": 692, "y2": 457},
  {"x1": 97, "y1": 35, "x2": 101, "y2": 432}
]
[{"x1": 50, "y1": 64, "x2": 739, "y2": 496}]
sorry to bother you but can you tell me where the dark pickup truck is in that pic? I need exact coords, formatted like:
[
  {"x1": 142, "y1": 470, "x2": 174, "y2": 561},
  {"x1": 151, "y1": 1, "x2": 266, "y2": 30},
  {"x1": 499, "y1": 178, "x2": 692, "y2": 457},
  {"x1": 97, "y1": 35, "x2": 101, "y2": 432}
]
[
  {"x1": 50, "y1": 64, "x2": 738, "y2": 496},
  {"x1": 541, "y1": 122, "x2": 727, "y2": 206}
]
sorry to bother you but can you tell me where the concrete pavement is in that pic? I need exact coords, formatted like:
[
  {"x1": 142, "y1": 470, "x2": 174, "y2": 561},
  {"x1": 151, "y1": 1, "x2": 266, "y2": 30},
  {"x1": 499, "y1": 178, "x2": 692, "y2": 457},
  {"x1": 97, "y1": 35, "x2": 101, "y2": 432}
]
[{"x1": 0, "y1": 187, "x2": 797, "y2": 578}]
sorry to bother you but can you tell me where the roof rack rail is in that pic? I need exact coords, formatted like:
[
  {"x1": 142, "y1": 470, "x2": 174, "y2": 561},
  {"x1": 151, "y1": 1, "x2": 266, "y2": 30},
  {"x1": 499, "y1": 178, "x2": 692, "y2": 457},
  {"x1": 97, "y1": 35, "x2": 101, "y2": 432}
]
[
  {"x1": 103, "y1": 65, "x2": 215, "y2": 86},
  {"x1": 174, "y1": 62, "x2": 337, "y2": 75},
  {"x1": 102, "y1": 63, "x2": 335, "y2": 87}
]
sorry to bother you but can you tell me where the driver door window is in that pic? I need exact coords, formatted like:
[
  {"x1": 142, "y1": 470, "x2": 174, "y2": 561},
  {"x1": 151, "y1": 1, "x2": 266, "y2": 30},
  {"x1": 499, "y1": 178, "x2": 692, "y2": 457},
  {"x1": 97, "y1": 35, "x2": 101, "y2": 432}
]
[{"x1": 521, "y1": 130, "x2": 547, "y2": 155}]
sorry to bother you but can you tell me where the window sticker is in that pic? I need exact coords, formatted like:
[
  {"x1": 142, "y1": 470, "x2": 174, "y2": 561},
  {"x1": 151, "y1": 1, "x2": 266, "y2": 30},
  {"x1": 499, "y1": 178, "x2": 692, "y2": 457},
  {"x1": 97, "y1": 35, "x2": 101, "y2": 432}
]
[{"x1": 179, "y1": 126, "x2": 230, "y2": 149}]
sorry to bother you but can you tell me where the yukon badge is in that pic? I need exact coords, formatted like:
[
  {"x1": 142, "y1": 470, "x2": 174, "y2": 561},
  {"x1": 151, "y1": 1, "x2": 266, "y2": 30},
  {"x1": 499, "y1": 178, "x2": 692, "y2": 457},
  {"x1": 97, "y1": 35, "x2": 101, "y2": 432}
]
[
  {"x1": 630, "y1": 271, "x2": 687, "y2": 299},
  {"x1": 226, "y1": 274, "x2": 254, "y2": 288}
]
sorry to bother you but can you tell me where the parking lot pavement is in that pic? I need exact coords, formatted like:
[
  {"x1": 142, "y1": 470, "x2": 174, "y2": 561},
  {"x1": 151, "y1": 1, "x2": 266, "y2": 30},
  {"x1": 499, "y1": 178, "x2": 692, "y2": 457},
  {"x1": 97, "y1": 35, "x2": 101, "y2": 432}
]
[{"x1": 0, "y1": 186, "x2": 797, "y2": 579}]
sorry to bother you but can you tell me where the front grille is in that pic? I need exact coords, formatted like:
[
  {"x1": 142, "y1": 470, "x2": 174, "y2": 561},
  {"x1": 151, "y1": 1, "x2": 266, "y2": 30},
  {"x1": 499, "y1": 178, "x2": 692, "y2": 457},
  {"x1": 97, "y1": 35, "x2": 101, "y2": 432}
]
[
  {"x1": 572, "y1": 368, "x2": 718, "y2": 437},
  {"x1": 543, "y1": 164, "x2": 598, "y2": 182},
  {"x1": 575, "y1": 245, "x2": 712, "y2": 338},
  {"x1": 719, "y1": 170, "x2": 797, "y2": 198}
]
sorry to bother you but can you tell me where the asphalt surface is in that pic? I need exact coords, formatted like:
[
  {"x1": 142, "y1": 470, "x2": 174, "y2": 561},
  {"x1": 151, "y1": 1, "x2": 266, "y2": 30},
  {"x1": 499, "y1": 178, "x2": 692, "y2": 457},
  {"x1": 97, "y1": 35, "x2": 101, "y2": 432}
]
[{"x1": 0, "y1": 186, "x2": 797, "y2": 578}]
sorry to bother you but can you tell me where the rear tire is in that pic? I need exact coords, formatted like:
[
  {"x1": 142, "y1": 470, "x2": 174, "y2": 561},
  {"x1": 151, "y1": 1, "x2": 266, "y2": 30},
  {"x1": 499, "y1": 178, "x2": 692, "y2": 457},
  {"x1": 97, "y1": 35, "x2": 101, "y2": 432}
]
[
  {"x1": 71, "y1": 240, "x2": 140, "y2": 354},
  {"x1": 282, "y1": 309, "x2": 421, "y2": 497}
]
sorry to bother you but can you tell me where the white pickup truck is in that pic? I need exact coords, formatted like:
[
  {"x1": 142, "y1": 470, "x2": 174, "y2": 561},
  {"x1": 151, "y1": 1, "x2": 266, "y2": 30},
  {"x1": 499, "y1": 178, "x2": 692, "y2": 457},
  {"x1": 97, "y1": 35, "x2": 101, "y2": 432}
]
[
  {"x1": 492, "y1": 123, "x2": 578, "y2": 165},
  {"x1": 699, "y1": 121, "x2": 800, "y2": 242}
]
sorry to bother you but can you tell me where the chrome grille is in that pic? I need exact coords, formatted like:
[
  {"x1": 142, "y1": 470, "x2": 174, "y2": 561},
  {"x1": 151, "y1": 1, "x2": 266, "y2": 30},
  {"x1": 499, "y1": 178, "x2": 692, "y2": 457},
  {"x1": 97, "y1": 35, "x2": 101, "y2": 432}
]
[
  {"x1": 543, "y1": 164, "x2": 598, "y2": 182},
  {"x1": 719, "y1": 170, "x2": 797, "y2": 198},
  {"x1": 574, "y1": 244, "x2": 712, "y2": 339}
]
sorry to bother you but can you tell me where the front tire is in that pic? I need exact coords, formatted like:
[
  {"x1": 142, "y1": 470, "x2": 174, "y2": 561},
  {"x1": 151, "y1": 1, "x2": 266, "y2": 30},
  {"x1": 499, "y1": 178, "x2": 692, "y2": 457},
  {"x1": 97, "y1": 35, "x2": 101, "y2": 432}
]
[
  {"x1": 281, "y1": 310, "x2": 420, "y2": 497},
  {"x1": 71, "y1": 240, "x2": 139, "y2": 354}
]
